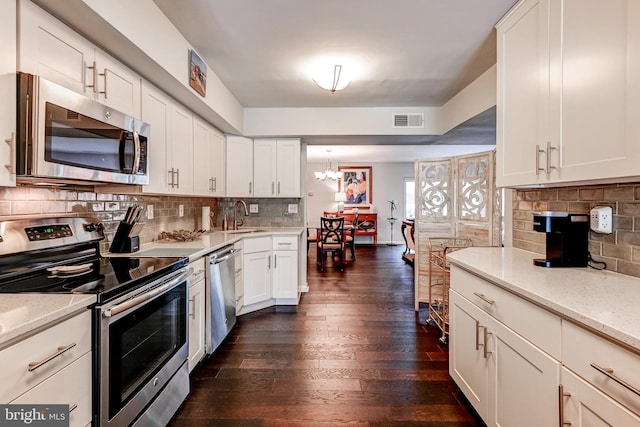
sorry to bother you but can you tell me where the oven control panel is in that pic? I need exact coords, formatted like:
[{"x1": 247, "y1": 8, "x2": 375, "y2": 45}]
[{"x1": 25, "y1": 224, "x2": 73, "y2": 241}]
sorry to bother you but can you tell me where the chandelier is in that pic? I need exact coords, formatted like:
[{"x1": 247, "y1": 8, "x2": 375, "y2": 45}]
[
  {"x1": 314, "y1": 150, "x2": 342, "y2": 181},
  {"x1": 312, "y1": 64, "x2": 351, "y2": 94}
]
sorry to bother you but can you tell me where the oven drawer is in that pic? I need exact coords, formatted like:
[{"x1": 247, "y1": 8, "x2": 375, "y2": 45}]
[
  {"x1": 0, "y1": 310, "x2": 91, "y2": 403},
  {"x1": 11, "y1": 352, "x2": 92, "y2": 427},
  {"x1": 563, "y1": 320, "x2": 640, "y2": 416}
]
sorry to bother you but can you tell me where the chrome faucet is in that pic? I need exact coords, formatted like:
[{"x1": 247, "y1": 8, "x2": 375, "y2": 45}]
[{"x1": 233, "y1": 200, "x2": 250, "y2": 230}]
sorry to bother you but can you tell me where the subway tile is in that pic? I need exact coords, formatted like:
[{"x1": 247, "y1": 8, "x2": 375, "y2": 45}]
[
  {"x1": 77, "y1": 192, "x2": 97, "y2": 201},
  {"x1": 67, "y1": 201, "x2": 88, "y2": 213},
  {"x1": 12, "y1": 201, "x2": 41, "y2": 215},
  {"x1": 613, "y1": 215, "x2": 632, "y2": 231},
  {"x1": 602, "y1": 242, "x2": 632, "y2": 261},
  {"x1": 557, "y1": 188, "x2": 579, "y2": 201},
  {"x1": 105, "y1": 202, "x2": 121, "y2": 211},
  {"x1": 89, "y1": 202, "x2": 105, "y2": 212},
  {"x1": 617, "y1": 230, "x2": 640, "y2": 247},
  {"x1": 547, "y1": 201, "x2": 569, "y2": 211},
  {"x1": 97, "y1": 193, "x2": 113, "y2": 201},
  {"x1": 42, "y1": 201, "x2": 67, "y2": 214},
  {"x1": 0, "y1": 202, "x2": 9, "y2": 215},
  {"x1": 566, "y1": 202, "x2": 590, "y2": 213},
  {"x1": 578, "y1": 188, "x2": 604, "y2": 201},
  {"x1": 618, "y1": 202, "x2": 640, "y2": 217},
  {"x1": 616, "y1": 260, "x2": 640, "y2": 278},
  {"x1": 603, "y1": 186, "x2": 634, "y2": 201}
]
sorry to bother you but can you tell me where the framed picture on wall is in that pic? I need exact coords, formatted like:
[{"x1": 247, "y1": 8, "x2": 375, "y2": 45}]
[
  {"x1": 338, "y1": 166, "x2": 372, "y2": 207},
  {"x1": 189, "y1": 49, "x2": 207, "y2": 97}
]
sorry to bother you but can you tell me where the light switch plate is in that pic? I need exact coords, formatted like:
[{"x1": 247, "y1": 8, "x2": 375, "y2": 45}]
[
  {"x1": 250, "y1": 204, "x2": 259, "y2": 213},
  {"x1": 288, "y1": 204, "x2": 298, "y2": 214}
]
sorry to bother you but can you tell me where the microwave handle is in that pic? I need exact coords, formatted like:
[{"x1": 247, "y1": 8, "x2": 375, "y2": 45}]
[{"x1": 132, "y1": 131, "x2": 141, "y2": 175}]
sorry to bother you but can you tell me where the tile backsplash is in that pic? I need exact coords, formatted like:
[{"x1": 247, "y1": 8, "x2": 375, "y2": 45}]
[
  {"x1": 0, "y1": 185, "x2": 303, "y2": 253},
  {"x1": 513, "y1": 182, "x2": 640, "y2": 278}
]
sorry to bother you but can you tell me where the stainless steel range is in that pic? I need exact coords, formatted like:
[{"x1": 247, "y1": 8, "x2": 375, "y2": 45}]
[{"x1": 0, "y1": 216, "x2": 192, "y2": 426}]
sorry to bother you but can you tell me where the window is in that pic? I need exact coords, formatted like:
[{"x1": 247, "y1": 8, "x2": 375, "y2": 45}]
[{"x1": 404, "y1": 178, "x2": 415, "y2": 219}]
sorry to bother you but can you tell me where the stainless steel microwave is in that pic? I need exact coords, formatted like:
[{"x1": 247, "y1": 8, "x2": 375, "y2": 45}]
[{"x1": 16, "y1": 73, "x2": 149, "y2": 185}]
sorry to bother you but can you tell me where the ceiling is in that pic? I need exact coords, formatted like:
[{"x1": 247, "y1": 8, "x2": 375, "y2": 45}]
[{"x1": 151, "y1": 0, "x2": 516, "y2": 156}]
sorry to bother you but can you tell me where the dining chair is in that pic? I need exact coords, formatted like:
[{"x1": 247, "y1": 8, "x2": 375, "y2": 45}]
[
  {"x1": 344, "y1": 212, "x2": 359, "y2": 260},
  {"x1": 316, "y1": 216, "x2": 345, "y2": 272},
  {"x1": 306, "y1": 227, "x2": 318, "y2": 255}
]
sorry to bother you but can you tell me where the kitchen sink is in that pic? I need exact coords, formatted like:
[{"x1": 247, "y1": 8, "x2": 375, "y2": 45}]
[{"x1": 224, "y1": 228, "x2": 266, "y2": 234}]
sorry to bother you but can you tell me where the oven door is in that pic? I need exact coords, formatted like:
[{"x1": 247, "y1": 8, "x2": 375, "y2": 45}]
[{"x1": 97, "y1": 267, "x2": 191, "y2": 426}]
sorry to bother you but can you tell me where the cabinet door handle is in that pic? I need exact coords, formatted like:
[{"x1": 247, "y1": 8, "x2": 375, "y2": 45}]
[
  {"x1": 535, "y1": 144, "x2": 545, "y2": 175},
  {"x1": 483, "y1": 326, "x2": 492, "y2": 359},
  {"x1": 475, "y1": 320, "x2": 481, "y2": 351},
  {"x1": 86, "y1": 61, "x2": 98, "y2": 93},
  {"x1": 278, "y1": 182, "x2": 281, "y2": 195},
  {"x1": 69, "y1": 404, "x2": 78, "y2": 413},
  {"x1": 99, "y1": 68, "x2": 108, "y2": 98},
  {"x1": 175, "y1": 168, "x2": 180, "y2": 188},
  {"x1": 558, "y1": 385, "x2": 572, "y2": 426},
  {"x1": 213, "y1": 177, "x2": 217, "y2": 192},
  {"x1": 5, "y1": 132, "x2": 15, "y2": 173},
  {"x1": 28, "y1": 343, "x2": 77, "y2": 372},
  {"x1": 267, "y1": 255, "x2": 271, "y2": 269},
  {"x1": 473, "y1": 292, "x2": 495, "y2": 305},
  {"x1": 546, "y1": 141, "x2": 556, "y2": 176},
  {"x1": 189, "y1": 296, "x2": 196, "y2": 319},
  {"x1": 591, "y1": 363, "x2": 640, "y2": 397},
  {"x1": 168, "y1": 168, "x2": 175, "y2": 188},
  {"x1": 271, "y1": 182, "x2": 275, "y2": 195}
]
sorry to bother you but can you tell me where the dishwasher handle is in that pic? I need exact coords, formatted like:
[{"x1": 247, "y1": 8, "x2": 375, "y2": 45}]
[{"x1": 209, "y1": 247, "x2": 236, "y2": 265}]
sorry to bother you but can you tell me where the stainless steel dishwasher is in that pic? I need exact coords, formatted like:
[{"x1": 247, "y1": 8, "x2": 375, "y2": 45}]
[{"x1": 205, "y1": 245, "x2": 237, "y2": 354}]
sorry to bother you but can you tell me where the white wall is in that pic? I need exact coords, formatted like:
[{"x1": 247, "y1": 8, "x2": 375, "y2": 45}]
[{"x1": 306, "y1": 161, "x2": 414, "y2": 245}]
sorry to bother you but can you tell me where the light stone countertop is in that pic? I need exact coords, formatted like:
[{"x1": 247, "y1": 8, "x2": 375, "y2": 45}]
[
  {"x1": 0, "y1": 294, "x2": 96, "y2": 348},
  {"x1": 0, "y1": 227, "x2": 304, "y2": 348},
  {"x1": 446, "y1": 247, "x2": 640, "y2": 353}
]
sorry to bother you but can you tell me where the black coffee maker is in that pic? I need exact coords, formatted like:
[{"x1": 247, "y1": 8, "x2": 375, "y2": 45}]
[{"x1": 532, "y1": 211, "x2": 589, "y2": 267}]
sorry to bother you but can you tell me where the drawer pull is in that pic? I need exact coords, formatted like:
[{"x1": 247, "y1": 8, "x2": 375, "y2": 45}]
[
  {"x1": 473, "y1": 292, "x2": 495, "y2": 305},
  {"x1": 69, "y1": 404, "x2": 78, "y2": 413},
  {"x1": 28, "y1": 343, "x2": 77, "y2": 372},
  {"x1": 591, "y1": 363, "x2": 640, "y2": 397}
]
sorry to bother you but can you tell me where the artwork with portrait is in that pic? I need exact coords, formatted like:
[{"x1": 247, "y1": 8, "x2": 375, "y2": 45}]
[
  {"x1": 338, "y1": 166, "x2": 372, "y2": 207},
  {"x1": 189, "y1": 49, "x2": 207, "y2": 97}
]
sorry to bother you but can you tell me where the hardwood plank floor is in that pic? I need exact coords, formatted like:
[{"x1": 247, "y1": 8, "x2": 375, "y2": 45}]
[{"x1": 171, "y1": 245, "x2": 483, "y2": 426}]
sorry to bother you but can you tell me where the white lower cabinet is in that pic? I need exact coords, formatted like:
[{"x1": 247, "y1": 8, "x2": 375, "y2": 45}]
[
  {"x1": 11, "y1": 353, "x2": 92, "y2": 427},
  {"x1": 0, "y1": 310, "x2": 92, "y2": 426},
  {"x1": 188, "y1": 257, "x2": 206, "y2": 372},
  {"x1": 450, "y1": 264, "x2": 640, "y2": 427},
  {"x1": 272, "y1": 236, "x2": 299, "y2": 300},
  {"x1": 449, "y1": 290, "x2": 560, "y2": 426},
  {"x1": 561, "y1": 367, "x2": 640, "y2": 427},
  {"x1": 243, "y1": 236, "x2": 272, "y2": 307}
]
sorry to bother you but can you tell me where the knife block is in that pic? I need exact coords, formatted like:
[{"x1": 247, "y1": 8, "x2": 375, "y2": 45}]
[{"x1": 110, "y1": 222, "x2": 141, "y2": 253}]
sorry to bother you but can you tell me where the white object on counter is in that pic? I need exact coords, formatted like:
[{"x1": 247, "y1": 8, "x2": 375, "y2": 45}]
[{"x1": 201, "y1": 206, "x2": 210, "y2": 231}]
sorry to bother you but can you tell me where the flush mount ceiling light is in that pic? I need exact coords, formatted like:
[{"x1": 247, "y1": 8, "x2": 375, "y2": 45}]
[
  {"x1": 314, "y1": 150, "x2": 342, "y2": 181},
  {"x1": 312, "y1": 64, "x2": 351, "y2": 94}
]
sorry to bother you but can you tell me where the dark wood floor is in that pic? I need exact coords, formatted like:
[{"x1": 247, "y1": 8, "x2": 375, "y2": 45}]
[{"x1": 171, "y1": 245, "x2": 483, "y2": 426}]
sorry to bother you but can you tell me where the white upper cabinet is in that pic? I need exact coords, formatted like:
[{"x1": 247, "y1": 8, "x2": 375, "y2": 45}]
[
  {"x1": 226, "y1": 136, "x2": 254, "y2": 197},
  {"x1": 18, "y1": 0, "x2": 141, "y2": 118},
  {"x1": 0, "y1": 0, "x2": 16, "y2": 187},
  {"x1": 251, "y1": 138, "x2": 301, "y2": 198},
  {"x1": 253, "y1": 139, "x2": 277, "y2": 197},
  {"x1": 193, "y1": 117, "x2": 225, "y2": 197},
  {"x1": 140, "y1": 81, "x2": 171, "y2": 194},
  {"x1": 496, "y1": 0, "x2": 640, "y2": 187},
  {"x1": 169, "y1": 104, "x2": 194, "y2": 194},
  {"x1": 275, "y1": 139, "x2": 301, "y2": 197}
]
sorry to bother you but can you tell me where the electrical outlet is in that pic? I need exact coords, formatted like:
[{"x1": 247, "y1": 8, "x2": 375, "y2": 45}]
[
  {"x1": 146, "y1": 204, "x2": 154, "y2": 220},
  {"x1": 249, "y1": 204, "x2": 259, "y2": 213},
  {"x1": 288, "y1": 204, "x2": 298, "y2": 214},
  {"x1": 590, "y1": 206, "x2": 612, "y2": 234},
  {"x1": 178, "y1": 204, "x2": 184, "y2": 217}
]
